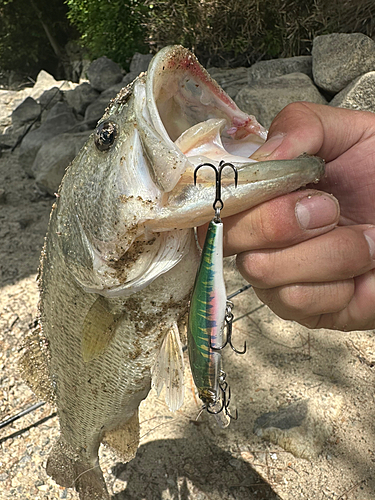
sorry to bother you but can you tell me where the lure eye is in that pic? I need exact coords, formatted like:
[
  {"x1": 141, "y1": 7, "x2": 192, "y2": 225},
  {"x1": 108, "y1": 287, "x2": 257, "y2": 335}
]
[{"x1": 94, "y1": 121, "x2": 118, "y2": 152}]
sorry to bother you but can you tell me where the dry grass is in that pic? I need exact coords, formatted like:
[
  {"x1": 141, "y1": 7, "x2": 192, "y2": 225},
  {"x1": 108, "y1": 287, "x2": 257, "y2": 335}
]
[{"x1": 143, "y1": 0, "x2": 375, "y2": 67}]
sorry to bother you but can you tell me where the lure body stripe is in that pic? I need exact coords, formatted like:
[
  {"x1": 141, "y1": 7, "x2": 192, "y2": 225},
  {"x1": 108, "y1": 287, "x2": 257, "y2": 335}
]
[{"x1": 187, "y1": 219, "x2": 226, "y2": 404}]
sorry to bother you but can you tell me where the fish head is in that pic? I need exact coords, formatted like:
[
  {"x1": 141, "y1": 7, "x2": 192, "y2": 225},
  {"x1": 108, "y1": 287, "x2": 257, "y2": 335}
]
[{"x1": 54, "y1": 46, "x2": 324, "y2": 297}]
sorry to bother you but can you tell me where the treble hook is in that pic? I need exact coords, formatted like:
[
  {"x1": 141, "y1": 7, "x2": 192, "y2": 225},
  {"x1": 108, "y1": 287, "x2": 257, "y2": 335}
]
[
  {"x1": 194, "y1": 160, "x2": 238, "y2": 219},
  {"x1": 211, "y1": 301, "x2": 247, "y2": 355},
  {"x1": 206, "y1": 371, "x2": 238, "y2": 420}
]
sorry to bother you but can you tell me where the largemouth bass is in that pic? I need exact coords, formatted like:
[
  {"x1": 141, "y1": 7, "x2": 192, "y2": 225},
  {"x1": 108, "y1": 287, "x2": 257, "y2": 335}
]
[{"x1": 20, "y1": 46, "x2": 324, "y2": 500}]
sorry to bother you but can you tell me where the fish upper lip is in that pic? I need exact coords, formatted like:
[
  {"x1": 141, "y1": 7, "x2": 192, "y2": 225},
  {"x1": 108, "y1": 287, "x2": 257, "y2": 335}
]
[{"x1": 145, "y1": 45, "x2": 267, "y2": 168}]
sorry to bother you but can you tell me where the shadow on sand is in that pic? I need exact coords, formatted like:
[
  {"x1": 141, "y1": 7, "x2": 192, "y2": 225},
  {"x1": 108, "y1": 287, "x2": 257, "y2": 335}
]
[{"x1": 112, "y1": 436, "x2": 281, "y2": 500}]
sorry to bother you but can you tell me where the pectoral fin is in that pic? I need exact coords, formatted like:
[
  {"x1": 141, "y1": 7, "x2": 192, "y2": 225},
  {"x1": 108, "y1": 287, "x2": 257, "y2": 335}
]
[
  {"x1": 151, "y1": 322, "x2": 185, "y2": 411},
  {"x1": 81, "y1": 297, "x2": 120, "y2": 362}
]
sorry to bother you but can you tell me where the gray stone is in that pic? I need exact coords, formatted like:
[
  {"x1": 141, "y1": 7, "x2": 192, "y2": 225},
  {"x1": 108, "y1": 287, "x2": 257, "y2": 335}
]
[
  {"x1": 254, "y1": 396, "x2": 343, "y2": 459},
  {"x1": 235, "y1": 72, "x2": 326, "y2": 129},
  {"x1": 37, "y1": 87, "x2": 63, "y2": 112},
  {"x1": 312, "y1": 33, "x2": 375, "y2": 94},
  {"x1": 0, "y1": 188, "x2": 6, "y2": 204},
  {"x1": 129, "y1": 52, "x2": 153, "y2": 75},
  {"x1": 84, "y1": 84, "x2": 122, "y2": 127},
  {"x1": 330, "y1": 71, "x2": 375, "y2": 112},
  {"x1": 87, "y1": 56, "x2": 123, "y2": 92},
  {"x1": 11, "y1": 97, "x2": 41, "y2": 129},
  {"x1": 100, "y1": 82, "x2": 125, "y2": 101},
  {"x1": 32, "y1": 131, "x2": 92, "y2": 195},
  {"x1": 207, "y1": 67, "x2": 248, "y2": 99},
  {"x1": 19, "y1": 107, "x2": 78, "y2": 175},
  {"x1": 64, "y1": 82, "x2": 99, "y2": 115},
  {"x1": 122, "y1": 72, "x2": 137, "y2": 86},
  {"x1": 43, "y1": 101, "x2": 72, "y2": 121},
  {"x1": 0, "y1": 129, "x2": 20, "y2": 149},
  {"x1": 0, "y1": 89, "x2": 19, "y2": 132},
  {"x1": 247, "y1": 56, "x2": 312, "y2": 85},
  {"x1": 32, "y1": 70, "x2": 58, "y2": 91},
  {"x1": 120, "y1": 53, "x2": 152, "y2": 87},
  {"x1": 29, "y1": 69, "x2": 78, "y2": 101}
]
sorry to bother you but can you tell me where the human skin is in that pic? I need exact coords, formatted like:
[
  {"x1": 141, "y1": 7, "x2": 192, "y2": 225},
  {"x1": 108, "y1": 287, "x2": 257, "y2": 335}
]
[{"x1": 198, "y1": 102, "x2": 375, "y2": 331}]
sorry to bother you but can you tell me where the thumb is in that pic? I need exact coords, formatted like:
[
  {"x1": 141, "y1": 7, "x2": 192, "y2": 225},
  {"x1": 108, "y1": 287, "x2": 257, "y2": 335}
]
[{"x1": 250, "y1": 101, "x2": 370, "y2": 162}]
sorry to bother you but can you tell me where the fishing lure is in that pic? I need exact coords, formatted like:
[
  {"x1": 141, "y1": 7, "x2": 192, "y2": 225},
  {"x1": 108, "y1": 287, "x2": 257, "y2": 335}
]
[{"x1": 187, "y1": 160, "x2": 246, "y2": 427}]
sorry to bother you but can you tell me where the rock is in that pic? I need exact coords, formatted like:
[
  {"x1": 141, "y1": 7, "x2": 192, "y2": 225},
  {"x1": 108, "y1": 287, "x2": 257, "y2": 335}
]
[
  {"x1": 101, "y1": 82, "x2": 125, "y2": 100},
  {"x1": 11, "y1": 97, "x2": 41, "y2": 129},
  {"x1": 0, "y1": 129, "x2": 22, "y2": 149},
  {"x1": 254, "y1": 396, "x2": 343, "y2": 460},
  {"x1": 33, "y1": 70, "x2": 58, "y2": 90},
  {"x1": 119, "y1": 53, "x2": 152, "y2": 87},
  {"x1": 0, "y1": 188, "x2": 6, "y2": 204},
  {"x1": 87, "y1": 56, "x2": 123, "y2": 92},
  {"x1": 122, "y1": 72, "x2": 138, "y2": 87},
  {"x1": 64, "y1": 82, "x2": 99, "y2": 115},
  {"x1": 235, "y1": 72, "x2": 327, "y2": 129},
  {"x1": 0, "y1": 89, "x2": 21, "y2": 132},
  {"x1": 208, "y1": 67, "x2": 248, "y2": 99},
  {"x1": 247, "y1": 56, "x2": 312, "y2": 84},
  {"x1": 312, "y1": 33, "x2": 375, "y2": 94},
  {"x1": 19, "y1": 106, "x2": 78, "y2": 175},
  {"x1": 65, "y1": 40, "x2": 90, "y2": 82},
  {"x1": 32, "y1": 131, "x2": 92, "y2": 195},
  {"x1": 37, "y1": 87, "x2": 63, "y2": 112},
  {"x1": 84, "y1": 84, "x2": 123, "y2": 127},
  {"x1": 30, "y1": 70, "x2": 77, "y2": 102},
  {"x1": 330, "y1": 71, "x2": 375, "y2": 112},
  {"x1": 43, "y1": 101, "x2": 73, "y2": 121},
  {"x1": 129, "y1": 52, "x2": 153, "y2": 75}
]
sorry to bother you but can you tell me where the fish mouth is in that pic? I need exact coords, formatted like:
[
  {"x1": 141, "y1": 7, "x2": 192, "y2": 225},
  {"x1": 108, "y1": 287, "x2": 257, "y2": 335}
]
[{"x1": 146, "y1": 45, "x2": 267, "y2": 174}]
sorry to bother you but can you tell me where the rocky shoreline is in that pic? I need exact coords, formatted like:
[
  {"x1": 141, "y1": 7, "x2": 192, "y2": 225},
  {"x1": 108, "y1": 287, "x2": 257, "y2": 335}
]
[{"x1": 2, "y1": 32, "x2": 375, "y2": 198}]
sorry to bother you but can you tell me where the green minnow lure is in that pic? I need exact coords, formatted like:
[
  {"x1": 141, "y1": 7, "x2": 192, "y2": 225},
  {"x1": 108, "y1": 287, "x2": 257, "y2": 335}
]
[{"x1": 187, "y1": 161, "x2": 245, "y2": 426}]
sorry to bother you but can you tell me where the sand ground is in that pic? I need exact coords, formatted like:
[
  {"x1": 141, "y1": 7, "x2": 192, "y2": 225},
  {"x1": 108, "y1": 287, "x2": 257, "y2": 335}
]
[{"x1": 1, "y1": 149, "x2": 375, "y2": 499}]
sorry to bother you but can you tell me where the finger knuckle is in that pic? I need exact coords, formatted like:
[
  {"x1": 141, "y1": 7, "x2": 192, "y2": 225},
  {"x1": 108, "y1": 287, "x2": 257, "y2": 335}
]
[
  {"x1": 328, "y1": 230, "x2": 370, "y2": 276},
  {"x1": 279, "y1": 284, "x2": 314, "y2": 313},
  {"x1": 237, "y1": 251, "x2": 277, "y2": 287}
]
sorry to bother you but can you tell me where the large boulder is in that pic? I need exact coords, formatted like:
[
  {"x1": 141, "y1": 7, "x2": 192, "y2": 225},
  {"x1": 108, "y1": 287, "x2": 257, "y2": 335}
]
[
  {"x1": 32, "y1": 131, "x2": 92, "y2": 195},
  {"x1": 129, "y1": 52, "x2": 153, "y2": 75},
  {"x1": 84, "y1": 82, "x2": 124, "y2": 127},
  {"x1": 64, "y1": 82, "x2": 99, "y2": 116},
  {"x1": 0, "y1": 89, "x2": 21, "y2": 132},
  {"x1": 120, "y1": 53, "x2": 153, "y2": 87},
  {"x1": 29, "y1": 69, "x2": 76, "y2": 101},
  {"x1": 11, "y1": 97, "x2": 41, "y2": 129},
  {"x1": 207, "y1": 67, "x2": 248, "y2": 99},
  {"x1": 312, "y1": 33, "x2": 375, "y2": 94},
  {"x1": 19, "y1": 103, "x2": 78, "y2": 175},
  {"x1": 330, "y1": 71, "x2": 375, "y2": 112},
  {"x1": 236, "y1": 72, "x2": 327, "y2": 129},
  {"x1": 247, "y1": 56, "x2": 312, "y2": 84},
  {"x1": 37, "y1": 87, "x2": 64, "y2": 113},
  {"x1": 43, "y1": 101, "x2": 72, "y2": 121},
  {"x1": 87, "y1": 56, "x2": 123, "y2": 92}
]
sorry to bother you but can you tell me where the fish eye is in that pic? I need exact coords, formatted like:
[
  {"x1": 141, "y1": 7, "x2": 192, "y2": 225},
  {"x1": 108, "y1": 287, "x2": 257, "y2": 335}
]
[{"x1": 94, "y1": 121, "x2": 118, "y2": 152}]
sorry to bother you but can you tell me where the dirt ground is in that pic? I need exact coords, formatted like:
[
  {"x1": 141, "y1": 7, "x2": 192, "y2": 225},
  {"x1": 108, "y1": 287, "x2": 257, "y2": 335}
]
[{"x1": 1, "y1": 148, "x2": 375, "y2": 500}]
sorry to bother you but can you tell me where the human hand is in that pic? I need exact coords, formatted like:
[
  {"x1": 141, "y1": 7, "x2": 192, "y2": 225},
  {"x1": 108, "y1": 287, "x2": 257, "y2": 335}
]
[{"x1": 211, "y1": 102, "x2": 375, "y2": 331}]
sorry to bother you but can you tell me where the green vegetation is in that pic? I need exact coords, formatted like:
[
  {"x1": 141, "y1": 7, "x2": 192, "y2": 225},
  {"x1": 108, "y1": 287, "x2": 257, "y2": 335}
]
[{"x1": 65, "y1": 0, "x2": 150, "y2": 70}]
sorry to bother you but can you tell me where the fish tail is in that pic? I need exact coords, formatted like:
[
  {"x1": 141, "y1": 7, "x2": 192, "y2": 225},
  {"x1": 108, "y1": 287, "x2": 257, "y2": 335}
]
[{"x1": 46, "y1": 438, "x2": 110, "y2": 500}]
